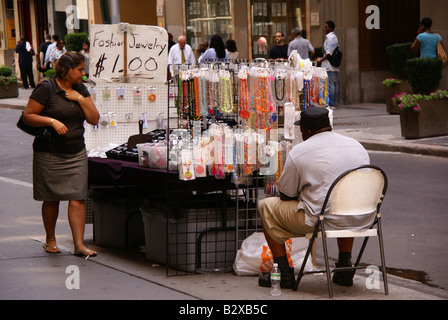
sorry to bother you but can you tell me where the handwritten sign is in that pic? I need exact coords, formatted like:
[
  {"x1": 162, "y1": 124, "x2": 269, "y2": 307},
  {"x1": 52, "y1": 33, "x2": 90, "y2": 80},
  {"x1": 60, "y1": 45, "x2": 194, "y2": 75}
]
[
  {"x1": 90, "y1": 24, "x2": 168, "y2": 84},
  {"x1": 126, "y1": 25, "x2": 168, "y2": 82}
]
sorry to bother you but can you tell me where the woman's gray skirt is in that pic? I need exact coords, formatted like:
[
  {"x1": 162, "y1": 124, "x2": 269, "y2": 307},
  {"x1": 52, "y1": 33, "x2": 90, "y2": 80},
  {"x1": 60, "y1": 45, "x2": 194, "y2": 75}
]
[{"x1": 33, "y1": 149, "x2": 88, "y2": 201}]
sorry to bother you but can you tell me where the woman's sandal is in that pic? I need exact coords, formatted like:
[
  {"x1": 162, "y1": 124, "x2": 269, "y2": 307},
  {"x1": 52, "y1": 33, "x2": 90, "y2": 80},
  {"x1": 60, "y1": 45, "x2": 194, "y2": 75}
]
[
  {"x1": 74, "y1": 249, "x2": 97, "y2": 259},
  {"x1": 42, "y1": 242, "x2": 61, "y2": 254}
]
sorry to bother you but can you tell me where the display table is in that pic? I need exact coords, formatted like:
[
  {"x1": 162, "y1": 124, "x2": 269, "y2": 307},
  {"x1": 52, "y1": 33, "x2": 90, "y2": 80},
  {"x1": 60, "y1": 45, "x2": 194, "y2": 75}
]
[
  {"x1": 87, "y1": 157, "x2": 259, "y2": 274},
  {"x1": 88, "y1": 157, "x2": 237, "y2": 197}
]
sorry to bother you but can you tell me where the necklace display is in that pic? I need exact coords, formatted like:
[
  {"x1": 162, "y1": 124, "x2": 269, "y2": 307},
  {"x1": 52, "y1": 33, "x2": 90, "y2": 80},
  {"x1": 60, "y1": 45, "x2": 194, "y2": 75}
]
[
  {"x1": 170, "y1": 61, "x2": 329, "y2": 184},
  {"x1": 319, "y1": 76, "x2": 328, "y2": 107},
  {"x1": 219, "y1": 71, "x2": 234, "y2": 114},
  {"x1": 238, "y1": 68, "x2": 250, "y2": 120},
  {"x1": 303, "y1": 79, "x2": 311, "y2": 109},
  {"x1": 189, "y1": 77, "x2": 200, "y2": 121},
  {"x1": 284, "y1": 103, "x2": 296, "y2": 140},
  {"x1": 274, "y1": 72, "x2": 285, "y2": 102},
  {"x1": 198, "y1": 71, "x2": 208, "y2": 116}
]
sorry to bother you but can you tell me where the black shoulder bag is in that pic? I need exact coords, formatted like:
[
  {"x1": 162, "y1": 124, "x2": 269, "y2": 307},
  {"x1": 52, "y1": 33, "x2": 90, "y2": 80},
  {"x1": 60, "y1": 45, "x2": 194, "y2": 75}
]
[
  {"x1": 328, "y1": 46, "x2": 343, "y2": 67},
  {"x1": 17, "y1": 80, "x2": 53, "y2": 140}
]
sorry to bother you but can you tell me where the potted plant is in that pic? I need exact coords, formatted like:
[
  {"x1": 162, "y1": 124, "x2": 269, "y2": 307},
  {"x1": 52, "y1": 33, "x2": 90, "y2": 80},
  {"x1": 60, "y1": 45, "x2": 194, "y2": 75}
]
[
  {"x1": 39, "y1": 68, "x2": 56, "y2": 83},
  {"x1": 392, "y1": 89, "x2": 448, "y2": 139},
  {"x1": 384, "y1": 43, "x2": 417, "y2": 114},
  {"x1": 406, "y1": 57, "x2": 442, "y2": 95},
  {"x1": 64, "y1": 32, "x2": 89, "y2": 52},
  {"x1": 0, "y1": 65, "x2": 18, "y2": 99},
  {"x1": 392, "y1": 57, "x2": 446, "y2": 139}
]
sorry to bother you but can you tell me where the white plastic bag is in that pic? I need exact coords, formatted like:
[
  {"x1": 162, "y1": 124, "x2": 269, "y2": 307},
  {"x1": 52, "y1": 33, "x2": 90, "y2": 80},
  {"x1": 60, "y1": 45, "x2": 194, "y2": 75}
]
[{"x1": 233, "y1": 232, "x2": 313, "y2": 276}]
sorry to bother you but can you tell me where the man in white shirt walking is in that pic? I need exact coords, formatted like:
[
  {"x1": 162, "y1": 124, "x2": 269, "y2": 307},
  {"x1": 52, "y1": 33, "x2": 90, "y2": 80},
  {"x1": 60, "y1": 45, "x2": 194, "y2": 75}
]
[{"x1": 316, "y1": 21, "x2": 340, "y2": 109}]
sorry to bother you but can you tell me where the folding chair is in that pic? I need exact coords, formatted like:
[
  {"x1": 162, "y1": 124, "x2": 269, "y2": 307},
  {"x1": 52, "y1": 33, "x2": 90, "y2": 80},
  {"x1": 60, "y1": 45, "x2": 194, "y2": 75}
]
[{"x1": 293, "y1": 165, "x2": 388, "y2": 299}]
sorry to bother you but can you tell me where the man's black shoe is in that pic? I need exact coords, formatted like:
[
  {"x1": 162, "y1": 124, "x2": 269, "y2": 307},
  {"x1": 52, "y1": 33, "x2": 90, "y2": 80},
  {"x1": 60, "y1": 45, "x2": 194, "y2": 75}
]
[
  {"x1": 332, "y1": 262, "x2": 354, "y2": 287},
  {"x1": 258, "y1": 267, "x2": 295, "y2": 289}
]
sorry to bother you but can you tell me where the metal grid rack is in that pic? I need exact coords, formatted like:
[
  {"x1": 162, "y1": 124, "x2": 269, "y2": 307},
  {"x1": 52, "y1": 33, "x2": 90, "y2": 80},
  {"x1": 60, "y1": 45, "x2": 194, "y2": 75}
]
[
  {"x1": 163, "y1": 66, "x2": 265, "y2": 276},
  {"x1": 162, "y1": 173, "x2": 263, "y2": 276}
]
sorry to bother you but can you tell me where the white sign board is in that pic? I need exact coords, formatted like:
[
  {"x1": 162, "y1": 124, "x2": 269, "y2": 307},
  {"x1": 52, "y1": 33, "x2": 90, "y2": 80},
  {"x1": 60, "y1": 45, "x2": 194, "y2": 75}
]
[{"x1": 90, "y1": 24, "x2": 168, "y2": 83}]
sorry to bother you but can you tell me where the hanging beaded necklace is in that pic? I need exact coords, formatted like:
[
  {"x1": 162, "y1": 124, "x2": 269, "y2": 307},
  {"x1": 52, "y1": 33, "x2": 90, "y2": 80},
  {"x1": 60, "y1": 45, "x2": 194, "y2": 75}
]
[
  {"x1": 219, "y1": 72, "x2": 234, "y2": 114},
  {"x1": 239, "y1": 77, "x2": 250, "y2": 120},
  {"x1": 260, "y1": 76, "x2": 269, "y2": 129},
  {"x1": 274, "y1": 74, "x2": 285, "y2": 102},
  {"x1": 319, "y1": 76, "x2": 328, "y2": 107},
  {"x1": 303, "y1": 79, "x2": 311, "y2": 109},
  {"x1": 190, "y1": 77, "x2": 200, "y2": 120},
  {"x1": 199, "y1": 73, "x2": 208, "y2": 116}
]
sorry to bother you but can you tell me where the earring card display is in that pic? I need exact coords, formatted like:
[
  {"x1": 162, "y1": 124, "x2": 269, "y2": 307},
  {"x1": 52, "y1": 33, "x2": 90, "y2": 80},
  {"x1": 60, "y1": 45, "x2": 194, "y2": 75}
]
[{"x1": 84, "y1": 82, "x2": 174, "y2": 151}]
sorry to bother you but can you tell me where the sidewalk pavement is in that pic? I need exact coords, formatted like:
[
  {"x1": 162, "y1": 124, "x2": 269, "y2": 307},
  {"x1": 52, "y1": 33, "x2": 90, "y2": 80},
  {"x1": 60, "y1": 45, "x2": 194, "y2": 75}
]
[{"x1": 1, "y1": 88, "x2": 448, "y2": 302}]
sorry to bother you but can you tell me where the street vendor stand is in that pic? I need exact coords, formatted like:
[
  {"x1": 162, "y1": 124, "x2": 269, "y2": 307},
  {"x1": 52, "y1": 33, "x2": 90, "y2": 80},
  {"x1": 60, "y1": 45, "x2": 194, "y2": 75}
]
[{"x1": 84, "y1": 24, "x2": 329, "y2": 275}]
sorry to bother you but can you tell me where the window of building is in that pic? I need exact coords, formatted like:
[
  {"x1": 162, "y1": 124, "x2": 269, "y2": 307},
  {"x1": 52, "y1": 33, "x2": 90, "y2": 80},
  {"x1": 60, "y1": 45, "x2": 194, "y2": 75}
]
[
  {"x1": 185, "y1": 0, "x2": 233, "y2": 51},
  {"x1": 250, "y1": 0, "x2": 306, "y2": 59}
]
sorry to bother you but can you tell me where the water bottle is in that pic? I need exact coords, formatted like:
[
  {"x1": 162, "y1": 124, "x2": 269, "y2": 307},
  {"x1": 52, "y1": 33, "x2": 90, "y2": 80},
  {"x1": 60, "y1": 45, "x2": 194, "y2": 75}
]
[{"x1": 270, "y1": 263, "x2": 281, "y2": 296}]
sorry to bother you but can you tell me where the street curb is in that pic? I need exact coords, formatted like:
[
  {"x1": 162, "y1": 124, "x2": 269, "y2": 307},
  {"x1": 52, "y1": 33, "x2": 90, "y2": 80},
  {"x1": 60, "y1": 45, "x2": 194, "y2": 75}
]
[
  {"x1": 1, "y1": 104, "x2": 25, "y2": 111},
  {"x1": 359, "y1": 140, "x2": 448, "y2": 158}
]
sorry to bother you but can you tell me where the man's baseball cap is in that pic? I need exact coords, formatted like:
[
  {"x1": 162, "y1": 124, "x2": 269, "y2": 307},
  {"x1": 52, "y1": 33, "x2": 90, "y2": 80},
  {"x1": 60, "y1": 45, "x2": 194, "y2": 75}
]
[{"x1": 294, "y1": 107, "x2": 331, "y2": 131}]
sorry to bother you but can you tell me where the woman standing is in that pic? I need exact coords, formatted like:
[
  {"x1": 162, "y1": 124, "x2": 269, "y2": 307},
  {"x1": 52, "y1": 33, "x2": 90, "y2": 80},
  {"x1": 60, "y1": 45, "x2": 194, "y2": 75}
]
[
  {"x1": 49, "y1": 39, "x2": 67, "y2": 69},
  {"x1": 198, "y1": 34, "x2": 229, "y2": 63},
  {"x1": 23, "y1": 52, "x2": 100, "y2": 257},
  {"x1": 225, "y1": 39, "x2": 239, "y2": 60},
  {"x1": 80, "y1": 41, "x2": 90, "y2": 78},
  {"x1": 412, "y1": 17, "x2": 444, "y2": 58}
]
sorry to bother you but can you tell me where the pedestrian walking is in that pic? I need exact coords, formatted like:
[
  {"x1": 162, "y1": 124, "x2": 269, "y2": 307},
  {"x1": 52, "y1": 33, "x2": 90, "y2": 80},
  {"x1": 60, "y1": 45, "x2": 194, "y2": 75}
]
[
  {"x1": 38, "y1": 34, "x2": 52, "y2": 74},
  {"x1": 15, "y1": 37, "x2": 36, "y2": 89},
  {"x1": 316, "y1": 21, "x2": 339, "y2": 109},
  {"x1": 48, "y1": 39, "x2": 67, "y2": 69},
  {"x1": 411, "y1": 17, "x2": 445, "y2": 58}
]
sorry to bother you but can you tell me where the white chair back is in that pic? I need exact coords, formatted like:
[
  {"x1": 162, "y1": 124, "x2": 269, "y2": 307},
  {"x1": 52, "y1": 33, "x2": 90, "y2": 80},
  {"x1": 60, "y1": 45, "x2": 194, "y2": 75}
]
[{"x1": 329, "y1": 168, "x2": 385, "y2": 216}]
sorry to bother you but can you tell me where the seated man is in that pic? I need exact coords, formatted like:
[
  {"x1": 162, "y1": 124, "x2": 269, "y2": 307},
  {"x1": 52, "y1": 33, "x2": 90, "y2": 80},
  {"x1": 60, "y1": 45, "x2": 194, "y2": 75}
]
[{"x1": 258, "y1": 107, "x2": 372, "y2": 289}]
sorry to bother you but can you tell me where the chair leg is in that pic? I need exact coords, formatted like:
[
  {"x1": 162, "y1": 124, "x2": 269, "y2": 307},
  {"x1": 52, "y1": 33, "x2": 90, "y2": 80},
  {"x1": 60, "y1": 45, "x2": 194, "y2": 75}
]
[
  {"x1": 354, "y1": 236, "x2": 370, "y2": 269},
  {"x1": 293, "y1": 235, "x2": 315, "y2": 291},
  {"x1": 321, "y1": 233, "x2": 333, "y2": 299},
  {"x1": 377, "y1": 220, "x2": 389, "y2": 295}
]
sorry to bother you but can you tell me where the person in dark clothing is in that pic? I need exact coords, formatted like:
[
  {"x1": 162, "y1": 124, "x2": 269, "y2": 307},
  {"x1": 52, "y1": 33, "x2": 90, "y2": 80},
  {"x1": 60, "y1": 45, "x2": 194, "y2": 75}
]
[
  {"x1": 38, "y1": 34, "x2": 52, "y2": 73},
  {"x1": 168, "y1": 33, "x2": 176, "y2": 52},
  {"x1": 15, "y1": 37, "x2": 36, "y2": 89},
  {"x1": 269, "y1": 31, "x2": 288, "y2": 61}
]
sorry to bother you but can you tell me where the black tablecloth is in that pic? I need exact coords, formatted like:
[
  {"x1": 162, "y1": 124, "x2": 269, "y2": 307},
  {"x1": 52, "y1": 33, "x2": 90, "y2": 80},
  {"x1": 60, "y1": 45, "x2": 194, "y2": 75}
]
[{"x1": 88, "y1": 157, "x2": 238, "y2": 197}]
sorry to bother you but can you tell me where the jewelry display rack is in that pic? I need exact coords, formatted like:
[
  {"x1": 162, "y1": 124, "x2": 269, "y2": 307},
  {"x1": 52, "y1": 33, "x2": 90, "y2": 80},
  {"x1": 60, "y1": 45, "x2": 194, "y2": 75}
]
[
  {"x1": 85, "y1": 58, "x2": 329, "y2": 275},
  {"x1": 164, "y1": 62, "x2": 251, "y2": 275}
]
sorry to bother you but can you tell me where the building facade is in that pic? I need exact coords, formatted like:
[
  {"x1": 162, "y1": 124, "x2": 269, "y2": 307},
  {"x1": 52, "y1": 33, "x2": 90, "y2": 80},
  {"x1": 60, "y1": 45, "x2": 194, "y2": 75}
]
[{"x1": 1, "y1": 0, "x2": 447, "y2": 104}]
